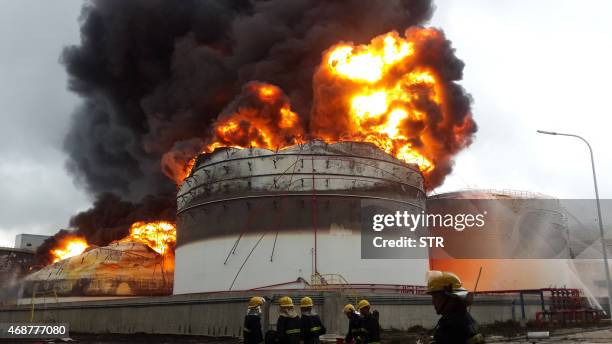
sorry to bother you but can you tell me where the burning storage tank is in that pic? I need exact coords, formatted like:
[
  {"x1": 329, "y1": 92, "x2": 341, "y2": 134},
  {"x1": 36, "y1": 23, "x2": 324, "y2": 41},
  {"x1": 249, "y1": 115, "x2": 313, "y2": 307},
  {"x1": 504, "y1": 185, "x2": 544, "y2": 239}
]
[
  {"x1": 427, "y1": 190, "x2": 577, "y2": 291},
  {"x1": 21, "y1": 221, "x2": 177, "y2": 298},
  {"x1": 22, "y1": 241, "x2": 173, "y2": 297},
  {"x1": 175, "y1": 140, "x2": 429, "y2": 294}
]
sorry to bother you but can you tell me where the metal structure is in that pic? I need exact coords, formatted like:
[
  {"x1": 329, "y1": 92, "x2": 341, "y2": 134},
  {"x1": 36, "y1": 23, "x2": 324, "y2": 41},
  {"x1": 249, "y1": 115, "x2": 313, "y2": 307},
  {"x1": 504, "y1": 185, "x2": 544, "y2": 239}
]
[
  {"x1": 535, "y1": 288, "x2": 604, "y2": 325},
  {"x1": 174, "y1": 140, "x2": 428, "y2": 294},
  {"x1": 537, "y1": 130, "x2": 612, "y2": 316}
]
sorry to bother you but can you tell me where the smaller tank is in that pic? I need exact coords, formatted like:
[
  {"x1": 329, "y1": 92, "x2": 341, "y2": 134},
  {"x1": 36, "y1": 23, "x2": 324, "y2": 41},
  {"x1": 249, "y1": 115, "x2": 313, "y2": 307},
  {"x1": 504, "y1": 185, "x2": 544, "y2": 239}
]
[
  {"x1": 428, "y1": 190, "x2": 575, "y2": 291},
  {"x1": 21, "y1": 241, "x2": 173, "y2": 297}
]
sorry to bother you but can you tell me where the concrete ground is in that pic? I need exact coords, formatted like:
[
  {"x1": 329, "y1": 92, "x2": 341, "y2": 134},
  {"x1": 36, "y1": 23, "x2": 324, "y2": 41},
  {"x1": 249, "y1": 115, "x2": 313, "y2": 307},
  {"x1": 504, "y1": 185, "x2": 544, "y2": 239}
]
[
  {"x1": 1, "y1": 328, "x2": 611, "y2": 343},
  {"x1": 0, "y1": 334, "x2": 239, "y2": 343},
  {"x1": 489, "y1": 328, "x2": 612, "y2": 344}
]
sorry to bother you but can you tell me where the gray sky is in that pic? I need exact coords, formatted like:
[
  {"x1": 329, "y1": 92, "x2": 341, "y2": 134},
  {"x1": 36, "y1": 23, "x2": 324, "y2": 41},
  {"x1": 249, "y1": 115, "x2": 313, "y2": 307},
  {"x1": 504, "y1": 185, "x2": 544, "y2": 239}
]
[
  {"x1": 430, "y1": 0, "x2": 612, "y2": 201},
  {"x1": 0, "y1": 0, "x2": 89, "y2": 247},
  {"x1": 1, "y1": 0, "x2": 611, "y2": 247}
]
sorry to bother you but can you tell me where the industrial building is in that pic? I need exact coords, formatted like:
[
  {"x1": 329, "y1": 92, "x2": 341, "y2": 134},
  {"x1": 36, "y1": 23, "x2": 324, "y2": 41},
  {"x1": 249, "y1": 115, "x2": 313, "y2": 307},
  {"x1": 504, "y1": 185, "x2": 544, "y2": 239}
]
[{"x1": 14, "y1": 233, "x2": 50, "y2": 251}]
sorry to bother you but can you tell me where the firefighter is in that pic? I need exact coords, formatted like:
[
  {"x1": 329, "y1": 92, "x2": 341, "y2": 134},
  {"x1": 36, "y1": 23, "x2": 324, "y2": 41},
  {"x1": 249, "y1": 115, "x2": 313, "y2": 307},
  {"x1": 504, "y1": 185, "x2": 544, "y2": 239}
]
[
  {"x1": 426, "y1": 270, "x2": 485, "y2": 344},
  {"x1": 299, "y1": 296, "x2": 326, "y2": 344},
  {"x1": 357, "y1": 299, "x2": 380, "y2": 344},
  {"x1": 244, "y1": 296, "x2": 265, "y2": 344},
  {"x1": 343, "y1": 303, "x2": 365, "y2": 344},
  {"x1": 276, "y1": 296, "x2": 301, "y2": 344}
]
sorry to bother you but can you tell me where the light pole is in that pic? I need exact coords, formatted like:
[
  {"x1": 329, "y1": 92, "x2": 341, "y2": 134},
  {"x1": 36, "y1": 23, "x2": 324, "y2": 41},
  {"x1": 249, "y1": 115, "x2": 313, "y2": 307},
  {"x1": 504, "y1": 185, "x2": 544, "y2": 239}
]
[{"x1": 537, "y1": 130, "x2": 612, "y2": 316}]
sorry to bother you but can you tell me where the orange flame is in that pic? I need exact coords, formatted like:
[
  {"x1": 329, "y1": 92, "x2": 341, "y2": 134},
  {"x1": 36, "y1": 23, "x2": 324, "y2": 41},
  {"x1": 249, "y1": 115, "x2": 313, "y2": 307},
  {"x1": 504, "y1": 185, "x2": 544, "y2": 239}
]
[
  {"x1": 51, "y1": 236, "x2": 89, "y2": 263},
  {"x1": 174, "y1": 157, "x2": 196, "y2": 185},
  {"x1": 121, "y1": 221, "x2": 177, "y2": 255},
  {"x1": 310, "y1": 27, "x2": 476, "y2": 189},
  {"x1": 171, "y1": 27, "x2": 475, "y2": 190},
  {"x1": 312, "y1": 29, "x2": 445, "y2": 173},
  {"x1": 203, "y1": 82, "x2": 305, "y2": 155}
]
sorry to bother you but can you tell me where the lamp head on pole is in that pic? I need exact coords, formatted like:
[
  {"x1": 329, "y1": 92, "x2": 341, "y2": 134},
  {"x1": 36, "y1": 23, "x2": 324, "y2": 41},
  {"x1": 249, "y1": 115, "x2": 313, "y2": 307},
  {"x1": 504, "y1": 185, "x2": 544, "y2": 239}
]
[{"x1": 536, "y1": 130, "x2": 558, "y2": 135}]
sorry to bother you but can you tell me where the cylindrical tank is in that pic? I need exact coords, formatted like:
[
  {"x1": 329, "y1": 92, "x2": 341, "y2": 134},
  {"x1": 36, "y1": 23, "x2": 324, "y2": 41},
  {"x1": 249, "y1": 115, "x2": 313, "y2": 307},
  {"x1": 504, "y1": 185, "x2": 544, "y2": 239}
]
[
  {"x1": 174, "y1": 140, "x2": 428, "y2": 294},
  {"x1": 428, "y1": 190, "x2": 576, "y2": 291},
  {"x1": 21, "y1": 242, "x2": 173, "y2": 297}
]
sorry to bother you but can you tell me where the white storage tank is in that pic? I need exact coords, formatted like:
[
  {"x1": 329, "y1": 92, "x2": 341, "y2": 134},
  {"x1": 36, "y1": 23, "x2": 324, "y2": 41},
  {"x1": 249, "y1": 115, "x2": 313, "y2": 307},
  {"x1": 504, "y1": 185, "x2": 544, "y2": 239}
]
[
  {"x1": 174, "y1": 140, "x2": 429, "y2": 294},
  {"x1": 428, "y1": 190, "x2": 577, "y2": 291}
]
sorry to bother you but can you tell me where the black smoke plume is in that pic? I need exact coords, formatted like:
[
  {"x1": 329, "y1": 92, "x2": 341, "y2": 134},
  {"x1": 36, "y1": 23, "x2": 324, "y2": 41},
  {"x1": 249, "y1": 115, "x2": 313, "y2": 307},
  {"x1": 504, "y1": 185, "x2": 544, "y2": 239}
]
[
  {"x1": 36, "y1": 193, "x2": 175, "y2": 264},
  {"x1": 41, "y1": 0, "x2": 438, "y2": 261}
]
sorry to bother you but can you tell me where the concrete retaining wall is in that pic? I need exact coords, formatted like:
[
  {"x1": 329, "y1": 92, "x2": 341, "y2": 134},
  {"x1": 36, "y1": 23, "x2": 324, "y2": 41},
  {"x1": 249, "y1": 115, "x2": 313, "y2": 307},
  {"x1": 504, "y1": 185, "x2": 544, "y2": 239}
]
[{"x1": 0, "y1": 291, "x2": 548, "y2": 337}]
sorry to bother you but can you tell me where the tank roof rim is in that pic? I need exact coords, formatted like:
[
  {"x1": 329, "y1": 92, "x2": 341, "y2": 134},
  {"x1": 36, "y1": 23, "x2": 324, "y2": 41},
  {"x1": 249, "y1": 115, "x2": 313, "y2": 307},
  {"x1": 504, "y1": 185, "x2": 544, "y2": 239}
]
[{"x1": 191, "y1": 140, "x2": 423, "y2": 173}]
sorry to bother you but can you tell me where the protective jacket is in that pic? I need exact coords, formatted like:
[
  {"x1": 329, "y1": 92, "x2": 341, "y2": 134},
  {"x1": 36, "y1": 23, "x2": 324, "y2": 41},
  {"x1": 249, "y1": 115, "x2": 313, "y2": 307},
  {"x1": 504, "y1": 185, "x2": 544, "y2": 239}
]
[
  {"x1": 361, "y1": 311, "x2": 380, "y2": 344},
  {"x1": 300, "y1": 312, "x2": 326, "y2": 344},
  {"x1": 433, "y1": 311, "x2": 484, "y2": 344},
  {"x1": 345, "y1": 313, "x2": 365, "y2": 344},
  {"x1": 244, "y1": 309, "x2": 264, "y2": 344},
  {"x1": 277, "y1": 313, "x2": 301, "y2": 344}
]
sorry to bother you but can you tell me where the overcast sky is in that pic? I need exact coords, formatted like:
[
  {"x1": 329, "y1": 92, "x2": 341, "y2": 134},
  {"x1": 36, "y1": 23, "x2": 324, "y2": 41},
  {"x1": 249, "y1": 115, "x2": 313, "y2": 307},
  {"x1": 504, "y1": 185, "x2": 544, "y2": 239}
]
[{"x1": 1, "y1": 0, "x2": 611, "y2": 247}]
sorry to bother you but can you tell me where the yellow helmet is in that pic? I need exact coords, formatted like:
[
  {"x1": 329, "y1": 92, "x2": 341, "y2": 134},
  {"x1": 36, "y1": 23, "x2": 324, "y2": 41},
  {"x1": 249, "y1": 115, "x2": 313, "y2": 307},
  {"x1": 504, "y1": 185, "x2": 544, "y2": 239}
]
[
  {"x1": 343, "y1": 303, "x2": 356, "y2": 313},
  {"x1": 278, "y1": 296, "x2": 294, "y2": 308},
  {"x1": 248, "y1": 296, "x2": 265, "y2": 309},
  {"x1": 300, "y1": 296, "x2": 314, "y2": 308},
  {"x1": 426, "y1": 270, "x2": 467, "y2": 294},
  {"x1": 357, "y1": 299, "x2": 370, "y2": 311}
]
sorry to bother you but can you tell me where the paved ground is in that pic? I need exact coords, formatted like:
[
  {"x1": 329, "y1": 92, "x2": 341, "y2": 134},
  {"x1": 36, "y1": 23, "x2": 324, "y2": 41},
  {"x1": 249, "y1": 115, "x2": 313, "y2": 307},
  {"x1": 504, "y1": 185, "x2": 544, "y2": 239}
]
[
  {"x1": 0, "y1": 334, "x2": 239, "y2": 343},
  {"x1": 489, "y1": 328, "x2": 612, "y2": 343},
  {"x1": 1, "y1": 328, "x2": 610, "y2": 343}
]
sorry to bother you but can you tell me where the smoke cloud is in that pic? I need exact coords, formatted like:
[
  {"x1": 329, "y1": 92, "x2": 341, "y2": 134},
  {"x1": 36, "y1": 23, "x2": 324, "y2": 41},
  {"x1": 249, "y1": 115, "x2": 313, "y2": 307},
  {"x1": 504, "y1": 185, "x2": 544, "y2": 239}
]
[
  {"x1": 63, "y1": 0, "x2": 434, "y2": 199},
  {"x1": 36, "y1": 193, "x2": 175, "y2": 264},
  {"x1": 46, "y1": 0, "x2": 446, "y2": 258}
]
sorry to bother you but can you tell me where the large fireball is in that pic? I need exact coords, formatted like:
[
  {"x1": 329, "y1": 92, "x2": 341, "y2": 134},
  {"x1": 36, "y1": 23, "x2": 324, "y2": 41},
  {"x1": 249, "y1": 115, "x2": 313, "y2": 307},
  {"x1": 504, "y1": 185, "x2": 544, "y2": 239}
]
[{"x1": 167, "y1": 27, "x2": 476, "y2": 191}]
